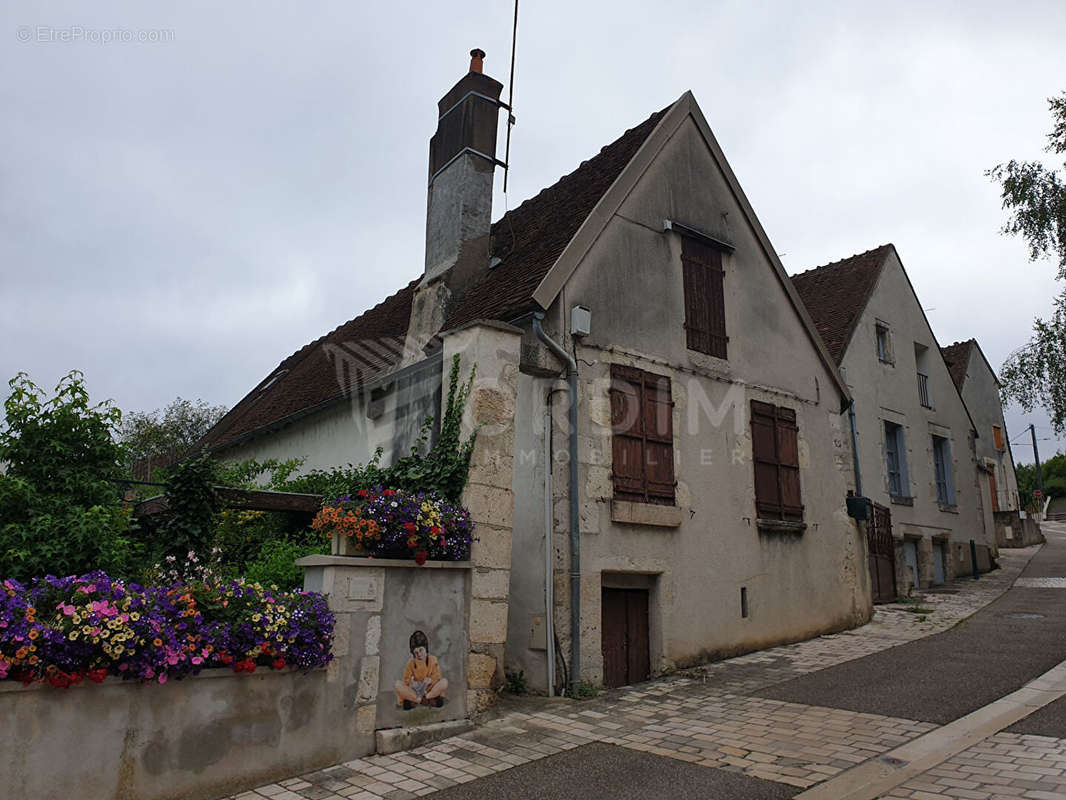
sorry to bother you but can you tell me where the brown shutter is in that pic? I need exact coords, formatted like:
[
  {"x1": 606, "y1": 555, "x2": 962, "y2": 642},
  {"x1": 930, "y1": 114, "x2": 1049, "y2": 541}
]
[
  {"x1": 610, "y1": 365, "x2": 645, "y2": 503},
  {"x1": 750, "y1": 400, "x2": 803, "y2": 522},
  {"x1": 751, "y1": 400, "x2": 781, "y2": 519},
  {"x1": 775, "y1": 407, "x2": 803, "y2": 522},
  {"x1": 611, "y1": 365, "x2": 675, "y2": 505},
  {"x1": 681, "y1": 237, "x2": 728, "y2": 359},
  {"x1": 643, "y1": 373, "x2": 675, "y2": 504}
]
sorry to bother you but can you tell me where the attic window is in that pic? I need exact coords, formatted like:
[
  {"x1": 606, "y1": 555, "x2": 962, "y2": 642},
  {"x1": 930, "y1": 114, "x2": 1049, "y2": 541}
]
[
  {"x1": 875, "y1": 321, "x2": 893, "y2": 364},
  {"x1": 258, "y1": 370, "x2": 288, "y2": 394}
]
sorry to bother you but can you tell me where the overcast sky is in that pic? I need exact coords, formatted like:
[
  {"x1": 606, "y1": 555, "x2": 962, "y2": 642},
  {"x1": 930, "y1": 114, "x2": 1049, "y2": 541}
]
[{"x1": 3, "y1": 1, "x2": 1065, "y2": 462}]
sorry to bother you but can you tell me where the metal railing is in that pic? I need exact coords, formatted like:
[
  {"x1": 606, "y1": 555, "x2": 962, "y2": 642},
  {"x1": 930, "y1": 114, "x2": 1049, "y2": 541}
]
[{"x1": 917, "y1": 372, "x2": 932, "y2": 408}]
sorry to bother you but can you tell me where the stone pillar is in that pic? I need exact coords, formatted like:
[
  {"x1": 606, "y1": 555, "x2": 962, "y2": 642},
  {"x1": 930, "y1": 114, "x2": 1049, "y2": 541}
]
[
  {"x1": 300, "y1": 558, "x2": 386, "y2": 738},
  {"x1": 442, "y1": 320, "x2": 521, "y2": 713}
]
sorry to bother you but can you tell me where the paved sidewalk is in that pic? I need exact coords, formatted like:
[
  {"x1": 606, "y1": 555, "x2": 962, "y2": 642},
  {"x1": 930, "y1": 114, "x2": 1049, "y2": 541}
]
[{"x1": 226, "y1": 543, "x2": 1056, "y2": 800}]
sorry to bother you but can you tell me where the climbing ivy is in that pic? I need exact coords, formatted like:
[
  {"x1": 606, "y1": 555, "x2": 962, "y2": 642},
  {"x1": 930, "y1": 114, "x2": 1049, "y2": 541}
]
[{"x1": 387, "y1": 354, "x2": 477, "y2": 501}]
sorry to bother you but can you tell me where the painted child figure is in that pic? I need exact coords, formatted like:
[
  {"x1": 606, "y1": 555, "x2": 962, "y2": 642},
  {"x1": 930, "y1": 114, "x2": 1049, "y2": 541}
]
[{"x1": 394, "y1": 630, "x2": 448, "y2": 710}]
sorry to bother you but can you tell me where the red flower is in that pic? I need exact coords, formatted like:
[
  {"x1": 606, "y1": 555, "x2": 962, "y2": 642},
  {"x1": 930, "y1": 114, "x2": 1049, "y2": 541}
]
[
  {"x1": 87, "y1": 669, "x2": 108, "y2": 684},
  {"x1": 383, "y1": 488, "x2": 396, "y2": 496},
  {"x1": 403, "y1": 522, "x2": 417, "y2": 532},
  {"x1": 414, "y1": 551, "x2": 428, "y2": 566},
  {"x1": 358, "y1": 489, "x2": 368, "y2": 498},
  {"x1": 272, "y1": 657, "x2": 286, "y2": 670}
]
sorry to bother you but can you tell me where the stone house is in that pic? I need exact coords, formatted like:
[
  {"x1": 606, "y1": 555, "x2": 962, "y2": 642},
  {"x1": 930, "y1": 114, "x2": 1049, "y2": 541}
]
[
  {"x1": 941, "y1": 339, "x2": 1035, "y2": 547},
  {"x1": 791, "y1": 246, "x2": 997, "y2": 597},
  {"x1": 202, "y1": 51, "x2": 873, "y2": 698}
]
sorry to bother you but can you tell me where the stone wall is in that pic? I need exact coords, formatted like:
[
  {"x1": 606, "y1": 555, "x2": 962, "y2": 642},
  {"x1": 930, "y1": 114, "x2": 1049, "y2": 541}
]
[
  {"x1": 995, "y1": 510, "x2": 1045, "y2": 548},
  {"x1": 0, "y1": 557, "x2": 472, "y2": 800},
  {"x1": 441, "y1": 320, "x2": 522, "y2": 713}
]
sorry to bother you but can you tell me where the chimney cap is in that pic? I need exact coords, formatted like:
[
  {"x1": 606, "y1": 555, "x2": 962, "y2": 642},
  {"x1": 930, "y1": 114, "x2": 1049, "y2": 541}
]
[{"x1": 469, "y1": 48, "x2": 486, "y2": 73}]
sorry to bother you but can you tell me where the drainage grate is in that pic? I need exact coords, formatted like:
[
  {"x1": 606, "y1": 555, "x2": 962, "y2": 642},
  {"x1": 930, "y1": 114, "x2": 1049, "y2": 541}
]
[
  {"x1": 1006, "y1": 612, "x2": 1046, "y2": 620},
  {"x1": 1015, "y1": 577, "x2": 1066, "y2": 588},
  {"x1": 880, "y1": 756, "x2": 908, "y2": 767}
]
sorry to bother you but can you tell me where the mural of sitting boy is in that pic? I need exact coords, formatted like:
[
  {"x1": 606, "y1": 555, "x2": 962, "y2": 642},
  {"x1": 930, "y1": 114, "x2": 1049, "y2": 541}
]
[{"x1": 394, "y1": 630, "x2": 449, "y2": 710}]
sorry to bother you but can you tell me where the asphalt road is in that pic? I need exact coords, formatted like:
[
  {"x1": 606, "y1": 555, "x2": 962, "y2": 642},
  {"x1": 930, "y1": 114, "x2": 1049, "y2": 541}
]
[
  {"x1": 430, "y1": 743, "x2": 798, "y2": 800},
  {"x1": 756, "y1": 525, "x2": 1066, "y2": 731}
]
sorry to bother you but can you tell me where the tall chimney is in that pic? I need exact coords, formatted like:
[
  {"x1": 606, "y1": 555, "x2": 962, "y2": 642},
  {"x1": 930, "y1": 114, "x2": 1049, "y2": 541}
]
[{"x1": 404, "y1": 49, "x2": 504, "y2": 357}]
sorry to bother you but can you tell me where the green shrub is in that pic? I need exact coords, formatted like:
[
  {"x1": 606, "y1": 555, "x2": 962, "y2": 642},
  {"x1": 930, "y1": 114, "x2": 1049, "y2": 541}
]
[
  {"x1": 0, "y1": 372, "x2": 134, "y2": 582},
  {"x1": 244, "y1": 535, "x2": 328, "y2": 591}
]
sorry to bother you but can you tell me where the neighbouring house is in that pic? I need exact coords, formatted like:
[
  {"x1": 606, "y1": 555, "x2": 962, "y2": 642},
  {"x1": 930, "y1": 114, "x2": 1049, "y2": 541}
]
[
  {"x1": 202, "y1": 50, "x2": 873, "y2": 699},
  {"x1": 941, "y1": 339, "x2": 1039, "y2": 547},
  {"x1": 792, "y1": 245, "x2": 997, "y2": 599}
]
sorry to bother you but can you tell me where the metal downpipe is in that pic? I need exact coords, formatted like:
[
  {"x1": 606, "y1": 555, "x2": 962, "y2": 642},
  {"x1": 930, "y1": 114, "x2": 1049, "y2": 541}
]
[{"x1": 532, "y1": 313, "x2": 581, "y2": 693}]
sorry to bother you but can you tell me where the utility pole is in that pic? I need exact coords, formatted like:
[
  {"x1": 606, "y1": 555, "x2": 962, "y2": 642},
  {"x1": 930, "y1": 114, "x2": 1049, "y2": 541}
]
[{"x1": 1031, "y1": 423, "x2": 1045, "y2": 499}]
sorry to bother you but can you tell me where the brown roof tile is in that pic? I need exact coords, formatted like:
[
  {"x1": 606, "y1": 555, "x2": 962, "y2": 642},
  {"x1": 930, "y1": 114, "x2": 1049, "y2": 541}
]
[
  {"x1": 790, "y1": 244, "x2": 894, "y2": 364},
  {"x1": 941, "y1": 339, "x2": 976, "y2": 391},
  {"x1": 203, "y1": 280, "x2": 417, "y2": 449},
  {"x1": 443, "y1": 107, "x2": 668, "y2": 330},
  {"x1": 205, "y1": 106, "x2": 669, "y2": 450}
]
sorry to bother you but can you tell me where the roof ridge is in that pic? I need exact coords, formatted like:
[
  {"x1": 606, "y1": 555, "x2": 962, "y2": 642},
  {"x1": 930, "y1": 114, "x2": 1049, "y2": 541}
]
[{"x1": 791, "y1": 243, "x2": 894, "y2": 280}]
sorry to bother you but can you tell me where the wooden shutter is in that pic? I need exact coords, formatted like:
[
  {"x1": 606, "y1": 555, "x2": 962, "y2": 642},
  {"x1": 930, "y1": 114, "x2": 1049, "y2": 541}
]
[
  {"x1": 681, "y1": 237, "x2": 728, "y2": 359},
  {"x1": 750, "y1": 400, "x2": 804, "y2": 522},
  {"x1": 610, "y1": 365, "x2": 645, "y2": 503},
  {"x1": 989, "y1": 472, "x2": 999, "y2": 513},
  {"x1": 610, "y1": 365, "x2": 675, "y2": 505},
  {"x1": 776, "y1": 407, "x2": 803, "y2": 521},
  {"x1": 993, "y1": 426, "x2": 1005, "y2": 451},
  {"x1": 643, "y1": 373, "x2": 675, "y2": 504}
]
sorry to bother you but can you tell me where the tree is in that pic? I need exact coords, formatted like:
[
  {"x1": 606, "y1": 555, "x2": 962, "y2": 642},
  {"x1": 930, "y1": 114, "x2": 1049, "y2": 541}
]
[
  {"x1": 991, "y1": 93, "x2": 1066, "y2": 431},
  {"x1": 0, "y1": 372, "x2": 133, "y2": 581},
  {"x1": 120, "y1": 397, "x2": 227, "y2": 475}
]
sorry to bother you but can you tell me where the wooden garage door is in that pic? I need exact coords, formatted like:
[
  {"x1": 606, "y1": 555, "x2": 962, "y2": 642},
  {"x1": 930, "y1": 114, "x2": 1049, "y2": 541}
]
[{"x1": 601, "y1": 588, "x2": 650, "y2": 688}]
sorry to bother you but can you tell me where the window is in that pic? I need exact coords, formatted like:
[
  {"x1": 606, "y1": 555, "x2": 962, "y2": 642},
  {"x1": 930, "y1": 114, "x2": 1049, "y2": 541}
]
[
  {"x1": 750, "y1": 400, "x2": 803, "y2": 522},
  {"x1": 681, "y1": 235, "x2": 728, "y2": 359},
  {"x1": 610, "y1": 365, "x2": 675, "y2": 505},
  {"x1": 914, "y1": 343, "x2": 932, "y2": 408},
  {"x1": 932, "y1": 436, "x2": 956, "y2": 507},
  {"x1": 992, "y1": 426, "x2": 1005, "y2": 451},
  {"x1": 875, "y1": 321, "x2": 893, "y2": 363},
  {"x1": 884, "y1": 421, "x2": 910, "y2": 498}
]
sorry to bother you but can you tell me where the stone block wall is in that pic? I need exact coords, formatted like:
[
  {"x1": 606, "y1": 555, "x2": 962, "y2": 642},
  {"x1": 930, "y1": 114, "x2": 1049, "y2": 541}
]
[{"x1": 442, "y1": 321, "x2": 521, "y2": 713}]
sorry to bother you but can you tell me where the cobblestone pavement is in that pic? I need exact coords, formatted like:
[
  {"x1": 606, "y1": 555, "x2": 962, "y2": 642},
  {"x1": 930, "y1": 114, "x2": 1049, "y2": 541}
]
[
  {"x1": 879, "y1": 732, "x2": 1066, "y2": 800},
  {"x1": 227, "y1": 544, "x2": 1066, "y2": 800}
]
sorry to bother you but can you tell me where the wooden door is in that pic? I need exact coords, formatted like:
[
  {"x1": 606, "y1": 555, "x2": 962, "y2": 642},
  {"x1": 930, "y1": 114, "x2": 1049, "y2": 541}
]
[
  {"x1": 932, "y1": 542, "x2": 945, "y2": 585},
  {"x1": 903, "y1": 540, "x2": 920, "y2": 590},
  {"x1": 601, "y1": 588, "x2": 650, "y2": 688},
  {"x1": 867, "y1": 503, "x2": 897, "y2": 603}
]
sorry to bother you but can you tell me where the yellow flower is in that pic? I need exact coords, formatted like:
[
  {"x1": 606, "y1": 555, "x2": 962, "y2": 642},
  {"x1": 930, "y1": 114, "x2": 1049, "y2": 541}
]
[{"x1": 69, "y1": 631, "x2": 79, "y2": 641}]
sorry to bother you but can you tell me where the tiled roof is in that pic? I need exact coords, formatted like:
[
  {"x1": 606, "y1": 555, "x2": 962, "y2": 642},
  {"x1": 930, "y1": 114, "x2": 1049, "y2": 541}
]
[
  {"x1": 202, "y1": 280, "x2": 417, "y2": 449},
  {"x1": 443, "y1": 108, "x2": 668, "y2": 330},
  {"x1": 204, "y1": 106, "x2": 669, "y2": 450},
  {"x1": 789, "y1": 244, "x2": 894, "y2": 364},
  {"x1": 941, "y1": 339, "x2": 976, "y2": 391}
]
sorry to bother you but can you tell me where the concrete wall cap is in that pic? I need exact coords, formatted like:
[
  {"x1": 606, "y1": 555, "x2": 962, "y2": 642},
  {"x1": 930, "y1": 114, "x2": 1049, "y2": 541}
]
[
  {"x1": 296, "y1": 555, "x2": 474, "y2": 570},
  {"x1": 440, "y1": 318, "x2": 523, "y2": 337}
]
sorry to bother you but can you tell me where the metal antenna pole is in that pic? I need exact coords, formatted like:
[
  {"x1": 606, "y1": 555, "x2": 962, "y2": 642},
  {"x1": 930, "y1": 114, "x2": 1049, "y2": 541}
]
[
  {"x1": 1031, "y1": 424, "x2": 1045, "y2": 499},
  {"x1": 503, "y1": 0, "x2": 518, "y2": 192}
]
